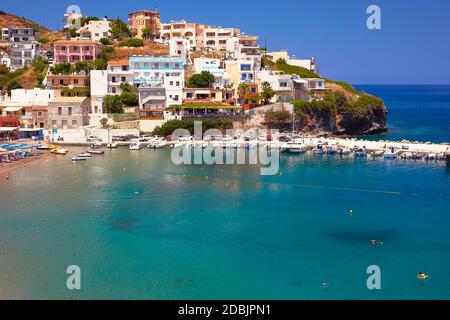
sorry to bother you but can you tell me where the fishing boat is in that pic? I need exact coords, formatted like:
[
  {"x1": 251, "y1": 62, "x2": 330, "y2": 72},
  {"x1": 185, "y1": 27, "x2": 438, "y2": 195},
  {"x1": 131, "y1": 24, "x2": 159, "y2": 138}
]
[
  {"x1": 71, "y1": 156, "x2": 87, "y2": 162},
  {"x1": 107, "y1": 142, "x2": 118, "y2": 149},
  {"x1": 87, "y1": 150, "x2": 104, "y2": 155},
  {"x1": 129, "y1": 142, "x2": 142, "y2": 150},
  {"x1": 384, "y1": 147, "x2": 398, "y2": 159}
]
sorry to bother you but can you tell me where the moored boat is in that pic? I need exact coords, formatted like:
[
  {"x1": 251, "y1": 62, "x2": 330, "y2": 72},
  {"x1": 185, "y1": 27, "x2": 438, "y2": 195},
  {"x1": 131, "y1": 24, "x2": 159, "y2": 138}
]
[
  {"x1": 129, "y1": 142, "x2": 142, "y2": 150},
  {"x1": 71, "y1": 156, "x2": 87, "y2": 162},
  {"x1": 78, "y1": 153, "x2": 92, "y2": 158},
  {"x1": 51, "y1": 148, "x2": 68, "y2": 155},
  {"x1": 87, "y1": 150, "x2": 105, "y2": 155}
]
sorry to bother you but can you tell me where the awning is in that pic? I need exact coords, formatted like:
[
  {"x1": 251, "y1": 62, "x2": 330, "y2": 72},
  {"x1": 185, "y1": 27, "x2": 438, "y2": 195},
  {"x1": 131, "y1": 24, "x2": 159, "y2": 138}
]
[
  {"x1": 3, "y1": 107, "x2": 23, "y2": 112},
  {"x1": 194, "y1": 90, "x2": 211, "y2": 95},
  {"x1": 19, "y1": 128, "x2": 44, "y2": 132}
]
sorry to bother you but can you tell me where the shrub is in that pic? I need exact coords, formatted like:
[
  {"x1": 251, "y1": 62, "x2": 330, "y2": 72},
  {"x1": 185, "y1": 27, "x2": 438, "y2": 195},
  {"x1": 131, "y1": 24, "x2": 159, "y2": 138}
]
[
  {"x1": 119, "y1": 38, "x2": 144, "y2": 47},
  {"x1": 186, "y1": 71, "x2": 215, "y2": 88},
  {"x1": 100, "y1": 38, "x2": 112, "y2": 46}
]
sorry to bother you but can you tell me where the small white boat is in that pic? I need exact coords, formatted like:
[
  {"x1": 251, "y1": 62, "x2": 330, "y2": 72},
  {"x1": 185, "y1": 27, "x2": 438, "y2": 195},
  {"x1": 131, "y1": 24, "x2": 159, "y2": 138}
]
[
  {"x1": 129, "y1": 142, "x2": 142, "y2": 150},
  {"x1": 78, "y1": 153, "x2": 92, "y2": 158},
  {"x1": 107, "y1": 142, "x2": 118, "y2": 149},
  {"x1": 339, "y1": 148, "x2": 352, "y2": 155},
  {"x1": 148, "y1": 142, "x2": 165, "y2": 149},
  {"x1": 37, "y1": 145, "x2": 51, "y2": 150},
  {"x1": 285, "y1": 142, "x2": 308, "y2": 154},
  {"x1": 51, "y1": 148, "x2": 68, "y2": 155},
  {"x1": 426, "y1": 153, "x2": 437, "y2": 160},
  {"x1": 401, "y1": 152, "x2": 413, "y2": 160},
  {"x1": 71, "y1": 156, "x2": 86, "y2": 162},
  {"x1": 87, "y1": 149, "x2": 105, "y2": 155},
  {"x1": 312, "y1": 145, "x2": 326, "y2": 155}
]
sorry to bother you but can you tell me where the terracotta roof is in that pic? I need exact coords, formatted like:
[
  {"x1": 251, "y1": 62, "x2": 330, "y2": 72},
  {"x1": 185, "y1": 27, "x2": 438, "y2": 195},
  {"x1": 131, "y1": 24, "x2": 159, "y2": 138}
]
[
  {"x1": 54, "y1": 39, "x2": 101, "y2": 45},
  {"x1": 108, "y1": 60, "x2": 130, "y2": 67},
  {"x1": 32, "y1": 106, "x2": 48, "y2": 111}
]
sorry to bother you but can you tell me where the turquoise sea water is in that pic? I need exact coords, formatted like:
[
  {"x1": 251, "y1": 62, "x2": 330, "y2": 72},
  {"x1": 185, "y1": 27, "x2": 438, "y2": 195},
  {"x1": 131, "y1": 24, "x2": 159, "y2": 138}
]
[
  {"x1": 355, "y1": 85, "x2": 450, "y2": 143},
  {"x1": 1, "y1": 147, "x2": 449, "y2": 300},
  {"x1": 1, "y1": 85, "x2": 450, "y2": 300}
]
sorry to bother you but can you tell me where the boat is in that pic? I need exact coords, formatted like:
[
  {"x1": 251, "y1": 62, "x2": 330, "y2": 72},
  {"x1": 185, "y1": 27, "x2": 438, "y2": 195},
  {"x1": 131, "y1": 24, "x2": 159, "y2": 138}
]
[
  {"x1": 426, "y1": 153, "x2": 437, "y2": 161},
  {"x1": 148, "y1": 142, "x2": 166, "y2": 149},
  {"x1": 312, "y1": 145, "x2": 326, "y2": 155},
  {"x1": 401, "y1": 152, "x2": 413, "y2": 160},
  {"x1": 51, "y1": 148, "x2": 68, "y2": 155},
  {"x1": 327, "y1": 147, "x2": 338, "y2": 155},
  {"x1": 284, "y1": 142, "x2": 308, "y2": 154},
  {"x1": 37, "y1": 145, "x2": 51, "y2": 150},
  {"x1": 87, "y1": 150, "x2": 105, "y2": 155},
  {"x1": 370, "y1": 150, "x2": 384, "y2": 158},
  {"x1": 384, "y1": 152, "x2": 398, "y2": 160},
  {"x1": 129, "y1": 142, "x2": 142, "y2": 150},
  {"x1": 71, "y1": 156, "x2": 87, "y2": 162},
  {"x1": 339, "y1": 148, "x2": 352, "y2": 155},
  {"x1": 354, "y1": 148, "x2": 367, "y2": 157},
  {"x1": 78, "y1": 153, "x2": 92, "y2": 158},
  {"x1": 107, "y1": 142, "x2": 118, "y2": 149}
]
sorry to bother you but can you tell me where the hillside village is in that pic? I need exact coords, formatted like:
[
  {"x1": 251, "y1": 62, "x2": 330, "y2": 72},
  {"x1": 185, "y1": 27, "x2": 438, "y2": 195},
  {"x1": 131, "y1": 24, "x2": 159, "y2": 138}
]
[{"x1": 0, "y1": 8, "x2": 387, "y2": 142}]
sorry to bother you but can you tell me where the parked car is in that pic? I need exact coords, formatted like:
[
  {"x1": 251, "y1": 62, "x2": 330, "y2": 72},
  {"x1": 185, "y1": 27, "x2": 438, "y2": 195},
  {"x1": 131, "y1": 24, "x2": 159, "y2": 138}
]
[{"x1": 86, "y1": 135, "x2": 102, "y2": 142}]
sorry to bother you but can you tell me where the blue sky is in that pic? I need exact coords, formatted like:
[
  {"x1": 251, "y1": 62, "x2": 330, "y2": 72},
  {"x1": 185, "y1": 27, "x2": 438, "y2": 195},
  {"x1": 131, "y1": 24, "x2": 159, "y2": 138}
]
[{"x1": 2, "y1": 0, "x2": 450, "y2": 84}]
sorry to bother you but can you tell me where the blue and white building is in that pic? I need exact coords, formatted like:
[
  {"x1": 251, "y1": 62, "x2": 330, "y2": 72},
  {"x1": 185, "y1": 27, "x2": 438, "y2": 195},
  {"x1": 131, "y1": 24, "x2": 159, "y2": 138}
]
[
  {"x1": 193, "y1": 58, "x2": 231, "y2": 89},
  {"x1": 130, "y1": 56, "x2": 186, "y2": 107}
]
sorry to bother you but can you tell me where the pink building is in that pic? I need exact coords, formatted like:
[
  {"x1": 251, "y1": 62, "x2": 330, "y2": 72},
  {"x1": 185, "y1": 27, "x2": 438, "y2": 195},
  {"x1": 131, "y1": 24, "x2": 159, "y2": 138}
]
[{"x1": 54, "y1": 40, "x2": 102, "y2": 64}]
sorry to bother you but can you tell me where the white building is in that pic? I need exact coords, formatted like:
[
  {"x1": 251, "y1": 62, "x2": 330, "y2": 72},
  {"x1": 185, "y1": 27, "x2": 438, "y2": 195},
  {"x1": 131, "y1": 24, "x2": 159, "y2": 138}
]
[
  {"x1": 1, "y1": 52, "x2": 11, "y2": 68},
  {"x1": 10, "y1": 88, "x2": 55, "y2": 104},
  {"x1": 193, "y1": 58, "x2": 231, "y2": 89},
  {"x1": 266, "y1": 50, "x2": 318, "y2": 73},
  {"x1": 226, "y1": 35, "x2": 261, "y2": 69},
  {"x1": 160, "y1": 20, "x2": 201, "y2": 48},
  {"x1": 202, "y1": 26, "x2": 240, "y2": 53},
  {"x1": 130, "y1": 56, "x2": 185, "y2": 107},
  {"x1": 89, "y1": 70, "x2": 108, "y2": 125},
  {"x1": 77, "y1": 19, "x2": 111, "y2": 41},
  {"x1": 257, "y1": 70, "x2": 293, "y2": 103},
  {"x1": 107, "y1": 60, "x2": 134, "y2": 95},
  {"x1": 10, "y1": 41, "x2": 41, "y2": 71},
  {"x1": 169, "y1": 37, "x2": 191, "y2": 60}
]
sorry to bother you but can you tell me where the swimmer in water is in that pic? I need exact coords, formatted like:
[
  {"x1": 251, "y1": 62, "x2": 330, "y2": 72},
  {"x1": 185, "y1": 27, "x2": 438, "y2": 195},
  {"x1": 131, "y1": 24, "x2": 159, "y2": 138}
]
[
  {"x1": 349, "y1": 209, "x2": 353, "y2": 216},
  {"x1": 418, "y1": 272, "x2": 429, "y2": 280},
  {"x1": 322, "y1": 281, "x2": 330, "y2": 288}
]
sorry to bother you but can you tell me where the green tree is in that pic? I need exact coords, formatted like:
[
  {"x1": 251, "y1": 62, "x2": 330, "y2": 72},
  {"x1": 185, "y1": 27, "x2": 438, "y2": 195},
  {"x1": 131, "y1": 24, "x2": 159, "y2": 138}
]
[
  {"x1": 81, "y1": 16, "x2": 99, "y2": 26},
  {"x1": 120, "y1": 92, "x2": 138, "y2": 107},
  {"x1": 100, "y1": 38, "x2": 112, "y2": 46},
  {"x1": 31, "y1": 56, "x2": 48, "y2": 73},
  {"x1": 141, "y1": 28, "x2": 154, "y2": 40},
  {"x1": 104, "y1": 95, "x2": 123, "y2": 114},
  {"x1": 74, "y1": 61, "x2": 90, "y2": 74},
  {"x1": 186, "y1": 71, "x2": 215, "y2": 88},
  {"x1": 100, "y1": 118, "x2": 109, "y2": 128},
  {"x1": 260, "y1": 81, "x2": 275, "y2": 105},
  {"x1": 110, "y1": 18, "x2": 132, "y2": 39},
  {"x1": 276, "y1": 58, "x2": 287, "y2": 65},
  {"x1": 50, "y1": 63, "x2": 73, "y2": 75},
  {"x1": 65, "y1": 28, "x2": 77, "y2": 38},
  {"x1": 0, "y1": 65, "x2": 10, "y2": 75},
  {"x1": 120, "y1": 83, "x2": 137, "y2": 94},
  {"x1": 93, "y1": 58, "x2": 107, "y2": 70}
]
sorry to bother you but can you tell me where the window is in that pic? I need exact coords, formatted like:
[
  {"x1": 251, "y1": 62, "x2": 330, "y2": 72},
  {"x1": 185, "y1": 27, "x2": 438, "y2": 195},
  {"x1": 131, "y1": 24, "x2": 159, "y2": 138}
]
[
  {"x1": 73, "y1": 79, "x2": 78, "y2": 85},
  {"x1": 58, "y1": 107, "x2": 62, "y2": 115},
  {"x1": 176, "y1": 81, "x2": 180, "y2": 86},
  {"x1": 186, "y1": 93, "x2": 193, "y2": 98},
  {"x1": 37, "y1": 112, "x2": 43, "y2": 117},
  {"x1": 251, "y1": 87, "x2": 256, "y2": 93},
  {"x1": 164, "y1": 63, "x2": 169, "y2": 68},
  {"x1": 175, "y1": 63, "x2": 180, "y2": 68},
  {"x1": 62, "y1": 120, "x2": 68, "y2": 127},
  {"x1": 174, "y1": 95, "x2": 179, "y2": 101},
  {"x1": 121, "y1": 77, "x2": 126, "y2": 82},
  {"x1": 170, "y1": 81, "x2": 173, "y2": 85},
  {"x1": 112, "y1": 76, "x2": 116, "y2": 83},
  {"x1": 52, "y1": 120, "x2": 57, "y2": 126},
  {"x1": 112, "y1": 87, "x2": 117, "y2": 94},
  {"x1": 72, "y1": 120, "x2": 77, "y2": 126},
  {"x1": 241, "y1": 74, "x2": 247, "y2": 80}
]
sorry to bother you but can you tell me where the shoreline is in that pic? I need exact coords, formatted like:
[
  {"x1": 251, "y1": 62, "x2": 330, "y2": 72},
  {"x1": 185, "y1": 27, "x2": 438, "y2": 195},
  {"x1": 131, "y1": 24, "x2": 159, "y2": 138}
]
[{"x1": 0, "y1": 151, "x2": 54, "y2": 176}]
